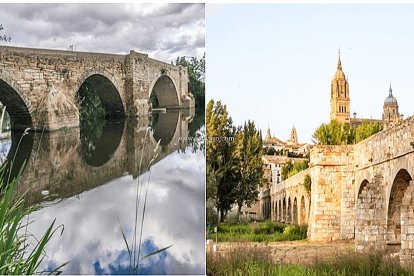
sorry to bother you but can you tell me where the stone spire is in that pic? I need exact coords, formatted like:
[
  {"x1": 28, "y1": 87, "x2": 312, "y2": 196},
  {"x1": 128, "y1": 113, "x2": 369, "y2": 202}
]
[
  {"x1": 389, "y1": 82, "x2": 393, "y2": 97},
  {"x1": 337, "y1": 49, "x2": 342, "y2": 70},
  {"x1": 265, "y1": 125, "x2": 271, "y2": 141}
]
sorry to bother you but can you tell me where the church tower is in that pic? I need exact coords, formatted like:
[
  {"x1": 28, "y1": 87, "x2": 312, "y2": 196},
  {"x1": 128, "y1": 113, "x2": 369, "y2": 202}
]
[
  {"x1": 289, "y1": 126, "x2": 298, "y2": 144},
  {"x1": 382, "y1": 83, "x2": 400, "y2": 128},
  {"x1": 330, "y1": 51, "x2": 350, "y2": 123},
  {"x1": 265, "y1": 126, "x2": 271, "y2": 142}
]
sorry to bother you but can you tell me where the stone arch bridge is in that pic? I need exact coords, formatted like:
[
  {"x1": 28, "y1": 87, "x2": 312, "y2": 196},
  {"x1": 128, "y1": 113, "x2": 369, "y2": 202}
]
[
  {"x1": 260, "y1": 116, "x2": 414, "y2": 263},
  {"x1": 0, "y1": 45, "x2": 194, "y2": 131}
]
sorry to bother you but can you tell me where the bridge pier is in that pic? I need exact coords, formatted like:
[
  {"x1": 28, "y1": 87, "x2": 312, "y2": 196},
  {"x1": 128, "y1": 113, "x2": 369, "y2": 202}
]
[
  {"x1": 355, "y1": 175, "x2": 387, "y2": 251},
  {"x1": 400, "y1": 181, "x2": 414, "y2": 263}
]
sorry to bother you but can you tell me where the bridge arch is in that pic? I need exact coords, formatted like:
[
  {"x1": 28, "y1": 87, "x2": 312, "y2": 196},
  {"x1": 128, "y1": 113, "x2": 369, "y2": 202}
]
[
  {"x1": 149, "y1": 75, "x2": 180, "y2": 108},
  {"x1": 299, "y1": 195, "x2": 306, "y2": 225},
  {"x1": 76, "y1": 70, "x2": 125, "y2": 119},
  {"x1": 287, "y1": 197, "x2": 292, "y2": 224},
  {"x1": 274, "y1": 199, "x2": 278, "y2": 221},
  {"x1": 292, "y1": 197, "x2": 298, "y2": 225},
  {"x1": 0, "y1": 74, "x2": 34, "y2": 130},
  {"x1": 386, "y1": 169, "x2": 412, "y2": 248}
]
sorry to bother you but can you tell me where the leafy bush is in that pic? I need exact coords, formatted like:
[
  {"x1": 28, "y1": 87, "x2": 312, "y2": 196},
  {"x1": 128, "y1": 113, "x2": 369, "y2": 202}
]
[
  {"x1": 76, "y1": 83, "x2": 106, "y2": 121},
  {"x1": 303, "y1": 174, "x2": 311, "y2": 193}
]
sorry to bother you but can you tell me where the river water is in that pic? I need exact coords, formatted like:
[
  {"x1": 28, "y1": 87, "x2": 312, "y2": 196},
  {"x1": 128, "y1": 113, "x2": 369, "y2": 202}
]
[{"x1": 3, "y1": 109, "x2": 205, "y2": 275}]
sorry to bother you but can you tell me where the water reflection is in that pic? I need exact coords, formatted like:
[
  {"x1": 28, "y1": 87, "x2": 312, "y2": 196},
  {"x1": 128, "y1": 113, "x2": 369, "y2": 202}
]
[
  {"x1": 79, "y1": 120, "x2": 124, "y2": 167},
  {"x1": 9, "y1": 109, "x2": 204, "y2": 275}
]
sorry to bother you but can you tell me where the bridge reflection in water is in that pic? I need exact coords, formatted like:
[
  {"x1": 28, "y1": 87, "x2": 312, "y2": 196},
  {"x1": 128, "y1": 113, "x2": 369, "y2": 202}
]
[{"x1": 3, "y1": 109, "x2": 194, "y2": 205}]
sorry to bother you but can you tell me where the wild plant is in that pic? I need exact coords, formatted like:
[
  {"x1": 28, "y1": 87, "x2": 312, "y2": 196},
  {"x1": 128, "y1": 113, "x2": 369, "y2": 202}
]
[{"x1": 118, "y1": 126, "x2": 172, "y2": 274}]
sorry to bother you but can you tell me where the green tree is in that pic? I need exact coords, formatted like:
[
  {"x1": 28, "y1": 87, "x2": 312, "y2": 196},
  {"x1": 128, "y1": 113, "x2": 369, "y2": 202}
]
[
  {"x1": 0, "y1": 24, "x2": 11, "y2": 42},
  {"x1": 175, "y1": 54, "x2": 205, "y2": 108},
  {"x1": 233, "y1": 120, "x2": 264, "y2": 220},
  {"x1": 355, "y1": 121, "x2": 383, "y2": 143},
  {"x1": 281, "y1": 160, "x2": 309, "y2": 180},
  {"x1": 313, "y1": 120, "x2": 354, "y2": 145},
  {"x1": 206, "y1": 99, "x2": 238, "y2": 222},
  {"x1": 313, "y1": 120, "x2": 383, "y2": 145}
]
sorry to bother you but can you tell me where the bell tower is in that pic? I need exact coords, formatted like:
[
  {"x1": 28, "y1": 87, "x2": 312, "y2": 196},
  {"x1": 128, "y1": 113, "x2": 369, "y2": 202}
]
[{"x1": 330, "y1": 50, "x2": 350, "y2": 123}]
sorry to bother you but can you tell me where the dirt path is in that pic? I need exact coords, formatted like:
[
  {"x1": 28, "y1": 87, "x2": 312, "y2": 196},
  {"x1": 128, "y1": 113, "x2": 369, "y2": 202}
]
[{"x1": 209, "y1": 240, "x2": 355, "y2": 265}]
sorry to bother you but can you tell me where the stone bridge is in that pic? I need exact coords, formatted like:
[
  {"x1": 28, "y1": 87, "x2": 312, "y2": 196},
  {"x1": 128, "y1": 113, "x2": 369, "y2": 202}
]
[
  {"x1": 0, "y1": 45, "x2": 194, "y2": 131},
  {"x1": 261, "y1": 116, "x2": 414, "y2": 263},
  {"x1": 260, "y1": 168, "x2": 311, "y2": 226},
  {"x1": 3, "y1": 110, "x2": 194, "y2": 206}
]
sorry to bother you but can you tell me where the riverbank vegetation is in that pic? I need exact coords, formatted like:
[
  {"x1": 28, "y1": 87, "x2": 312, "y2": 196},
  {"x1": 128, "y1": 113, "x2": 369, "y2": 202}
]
[
  {"x1": 207, "y1": 221, "x2": 307, "y2": 243},
  {"x1": 207, "y1": 245, "x2": 413, "y2": 276}
]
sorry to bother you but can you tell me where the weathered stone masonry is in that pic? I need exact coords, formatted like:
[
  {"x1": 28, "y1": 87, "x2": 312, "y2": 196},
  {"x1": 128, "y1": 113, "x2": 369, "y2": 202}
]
[
  {"x1": 0, "y1": 45, "x2": 194, "y2": 131},
  {"x1": 262, "y1": 116, "x2": 414, "y2": 262}
]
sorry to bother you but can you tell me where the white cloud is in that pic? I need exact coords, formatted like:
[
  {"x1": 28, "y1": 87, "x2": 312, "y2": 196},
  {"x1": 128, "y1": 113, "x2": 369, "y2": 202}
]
[{"x1": 0, "y1": 3, "x2": 205, "y2": 62}]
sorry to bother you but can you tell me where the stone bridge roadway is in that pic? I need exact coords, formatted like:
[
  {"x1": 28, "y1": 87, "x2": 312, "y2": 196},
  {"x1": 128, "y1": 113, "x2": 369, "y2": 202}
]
[
  {"x1": 261, "y1": 116, "x2": 414, "y2": 263},
  {"x1": 4, "y1": 110, "x2": 194, "y2": 206},
  {"x1": 0, "y1": 45, "x2": 194, "y2": 131}
]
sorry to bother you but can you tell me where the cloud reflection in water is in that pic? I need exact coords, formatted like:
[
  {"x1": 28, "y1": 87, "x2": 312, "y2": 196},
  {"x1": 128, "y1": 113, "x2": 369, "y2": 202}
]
[{"x1": 26, "y1": 147, "x2": 205, "y2": 275}]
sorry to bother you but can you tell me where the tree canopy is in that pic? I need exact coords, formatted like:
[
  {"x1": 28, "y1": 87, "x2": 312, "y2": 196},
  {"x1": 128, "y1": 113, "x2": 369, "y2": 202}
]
[
  {"x1": 175, "y1": 54, "x2": 205, "y2": 108},
  {"x1": 281, "y1": 160, "x2": 309, "y2": 180},
  {"x1": 313, "y1": 120, "x2": 383, "y2": 145},
  {"x1": 206, "y1": 99, "x2": 264, "y2": 223}
]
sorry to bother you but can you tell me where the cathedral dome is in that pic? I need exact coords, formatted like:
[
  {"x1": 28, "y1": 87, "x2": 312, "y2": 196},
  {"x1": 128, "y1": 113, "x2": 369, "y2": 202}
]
[{"x1": 384, "y1": 85, "x2": 398, "y2": 105}]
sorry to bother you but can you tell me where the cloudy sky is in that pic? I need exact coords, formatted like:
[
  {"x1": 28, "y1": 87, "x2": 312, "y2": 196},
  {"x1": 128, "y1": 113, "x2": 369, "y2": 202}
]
[
  {"x1": 0, "y1": 3, "x2": 205, "y2": 62},
  {"x1": 207, "y1": 4, "x2": 414, "y2": 143}
]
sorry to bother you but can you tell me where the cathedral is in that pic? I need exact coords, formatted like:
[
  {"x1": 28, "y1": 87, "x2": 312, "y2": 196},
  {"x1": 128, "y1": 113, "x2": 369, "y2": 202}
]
[{"x1": 330, "y1": 51, "x2": 402, "y2": 129}]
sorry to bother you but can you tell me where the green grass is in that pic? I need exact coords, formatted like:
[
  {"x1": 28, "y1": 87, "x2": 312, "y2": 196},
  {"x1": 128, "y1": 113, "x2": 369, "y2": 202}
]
[
  {"x1": 207, "y1": 246, "x2": 414, "y2": 276},
  {"x1": 0, "y1": 163, "x2": 66, "y2": 274},
  {"x1": 207, "y1": 221, "x2": 307, "y2": 242}
]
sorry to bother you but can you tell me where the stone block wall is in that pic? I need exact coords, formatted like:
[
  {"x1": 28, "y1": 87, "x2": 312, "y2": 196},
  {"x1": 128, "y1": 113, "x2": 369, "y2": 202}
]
[{"x1": 308, "y1": 145, "x2": 354, "y2": 241}]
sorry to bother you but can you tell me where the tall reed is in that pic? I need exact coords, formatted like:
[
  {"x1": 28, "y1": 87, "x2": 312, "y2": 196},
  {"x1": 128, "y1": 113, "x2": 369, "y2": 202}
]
[
  {"x1": 0, "y1": 128, "x2": 67, "y2": 274},
  {"x1": 119, "y1": 126, "x2": 172, "y2": 274}
]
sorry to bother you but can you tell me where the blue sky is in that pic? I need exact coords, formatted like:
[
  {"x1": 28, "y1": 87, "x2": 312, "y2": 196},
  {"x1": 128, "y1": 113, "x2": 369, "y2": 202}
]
[{"x1": 207, "y1": 4, "x2": 414, "y2": 143}]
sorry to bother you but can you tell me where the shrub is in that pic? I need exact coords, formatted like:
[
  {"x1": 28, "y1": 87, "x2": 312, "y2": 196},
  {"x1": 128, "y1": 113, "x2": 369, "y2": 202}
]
[{"x1": 303, "y1": 174, "x2": 311, "y2": 193}]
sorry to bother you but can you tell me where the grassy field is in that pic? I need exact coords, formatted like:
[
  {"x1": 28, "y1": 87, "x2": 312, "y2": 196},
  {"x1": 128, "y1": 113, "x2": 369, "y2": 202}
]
[
  {"x1": 207, "y1": 221, "x2": 307, "y2": 242},
  {"x1": 207, "y1": 245, "x2": 414, "y2": 276}
]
